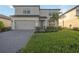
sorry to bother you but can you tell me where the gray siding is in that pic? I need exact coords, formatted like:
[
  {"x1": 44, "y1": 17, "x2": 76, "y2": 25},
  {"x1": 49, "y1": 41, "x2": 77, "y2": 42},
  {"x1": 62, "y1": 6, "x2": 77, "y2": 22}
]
[
  {"x1": 40, "y1": 9, "x2": 59, "y2": 18},
  {"x1": 14, "y1": 6, "x2": 40, "y2": 15}
]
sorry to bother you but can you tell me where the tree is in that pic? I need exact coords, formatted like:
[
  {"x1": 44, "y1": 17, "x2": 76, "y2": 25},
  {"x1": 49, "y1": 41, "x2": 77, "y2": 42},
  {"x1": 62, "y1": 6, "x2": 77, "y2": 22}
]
[
  {"x1": 48, "y1": 12, "x2": 59, "y2": 31},
  {"x1": 49, "y1": 12, "x2": 59, "y2": 27},
  {"x1": 0, "y1": 21, "x2": 4, "y2": 31}
]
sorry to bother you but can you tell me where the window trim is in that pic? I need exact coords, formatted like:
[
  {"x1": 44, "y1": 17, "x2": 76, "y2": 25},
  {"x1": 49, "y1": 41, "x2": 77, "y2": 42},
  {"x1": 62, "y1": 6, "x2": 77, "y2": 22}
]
[{"x1": 23, "y1": 9, "x2": 31, "y2": 15}]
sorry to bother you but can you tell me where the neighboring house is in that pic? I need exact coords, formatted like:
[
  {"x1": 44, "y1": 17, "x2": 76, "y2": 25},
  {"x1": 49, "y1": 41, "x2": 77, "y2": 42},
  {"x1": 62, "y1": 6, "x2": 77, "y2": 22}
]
[
  {"x1": 11, "y1": 5, "x2": 60, "y2": 30},
  {"x1": 59, "y1": 5, "x2": 79, "y2": 28},
  {"x1": 0, "y1": 14, "x2": 11, "y2": 27}
]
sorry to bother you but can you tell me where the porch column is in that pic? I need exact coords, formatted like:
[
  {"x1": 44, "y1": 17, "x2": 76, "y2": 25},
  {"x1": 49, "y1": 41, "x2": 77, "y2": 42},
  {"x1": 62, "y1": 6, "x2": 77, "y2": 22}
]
[
  {"x1": 35, "y1": 20, "x2": 39, "y2": 27},
  {"x1": 45, "y1": 20, "x2": 48, "y2": 28},
  {"x1": 12, "y1": 20, "x2": 15, "y2": 30}
]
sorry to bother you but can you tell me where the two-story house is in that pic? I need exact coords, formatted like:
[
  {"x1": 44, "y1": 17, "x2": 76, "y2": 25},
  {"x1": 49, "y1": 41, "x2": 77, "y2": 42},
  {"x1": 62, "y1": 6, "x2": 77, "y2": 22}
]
[
  {"x1": 11, "y1": 5, "x2": 60, "y2": 30},
  {"x1": 59, "y1": 5, "x2": 79, "y2": 28}
]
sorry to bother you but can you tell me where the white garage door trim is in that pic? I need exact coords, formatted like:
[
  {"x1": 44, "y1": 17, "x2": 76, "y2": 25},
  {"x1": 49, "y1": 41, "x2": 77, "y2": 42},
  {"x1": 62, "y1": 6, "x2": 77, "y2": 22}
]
[{"x1": 15, "y1": 20, "x2": 35, "y2": 30}]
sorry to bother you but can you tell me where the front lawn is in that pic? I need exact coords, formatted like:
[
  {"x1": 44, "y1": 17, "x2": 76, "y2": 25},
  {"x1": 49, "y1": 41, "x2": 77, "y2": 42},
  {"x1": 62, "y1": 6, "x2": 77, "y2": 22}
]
[{"x1": 21, "y1": 29, "x2": 79, "y2": 53}]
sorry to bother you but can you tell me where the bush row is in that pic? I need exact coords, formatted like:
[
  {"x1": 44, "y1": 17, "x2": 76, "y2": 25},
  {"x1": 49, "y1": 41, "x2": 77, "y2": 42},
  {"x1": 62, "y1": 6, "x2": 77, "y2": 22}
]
[
  {"x1": 35, "y1": 26, "x2": 63, "y2": 33},
  {"x1": 72, "y1": 27, "x2": 79, "y2": 31},
  {"x1": 35, "y1": 26, "x2": 79, "y2": 33},
  {"x1": 1, "y1": 27, "x2": 11, "y2": 32}
]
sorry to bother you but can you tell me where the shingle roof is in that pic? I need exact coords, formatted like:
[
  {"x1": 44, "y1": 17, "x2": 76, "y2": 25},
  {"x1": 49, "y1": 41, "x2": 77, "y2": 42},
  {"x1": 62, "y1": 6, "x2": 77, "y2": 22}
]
[
  {"x1": 11, "y1": 15, "x2": 47, "y2": 18},
  {"x1": 40, "y1": 9, "x2": 60, "y2": 10},
  {"x1": 13, "y1": 5, "x2": 40, "y2": 7},
  {"x1": 60, "y1": 5, "x2": 79, "y2": 16},
  {"x1": 0, "y1": 14, "x2": 11, "y2": 20},
  {"x1": 11, "y1": 15, "x2": 39, "y2": 17}
]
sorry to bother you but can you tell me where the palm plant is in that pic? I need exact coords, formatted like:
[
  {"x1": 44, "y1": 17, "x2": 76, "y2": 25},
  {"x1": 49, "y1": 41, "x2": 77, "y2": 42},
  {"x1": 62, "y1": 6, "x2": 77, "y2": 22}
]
[
  {"x1": 49, "y1": 12, "x2": 59, "y2": 27},
  {"x1": 48, "y1": 12, "x2": 59, "y2": 31}
]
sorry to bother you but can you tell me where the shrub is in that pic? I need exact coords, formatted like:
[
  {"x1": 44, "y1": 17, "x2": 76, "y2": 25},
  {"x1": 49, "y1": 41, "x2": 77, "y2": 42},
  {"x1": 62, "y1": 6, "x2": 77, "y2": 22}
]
[
  {"x1": 58, "y1": 26, "x2": 63, "y2": 30},
  {"x1": 35, "y1": 27, "x2": 46, "y2": 33},
  {"x1": 72, "y1": 27, "x2": 79, "y2": 31},
  {"x1": 1, "y1": 27, "x2": 11, "y2": 32},
  {"x1": 45, "y1": 26, "x2": 59, "y2": 32},
  {"x1": 0, "y1": 21, "x2": 4, "y2": 32},
  {"x1": 35, "y1": 26, "x2": 63, "y2": 33},
  {"x1": 35, "y1": 27, "x2": 41, "y2": 33}
]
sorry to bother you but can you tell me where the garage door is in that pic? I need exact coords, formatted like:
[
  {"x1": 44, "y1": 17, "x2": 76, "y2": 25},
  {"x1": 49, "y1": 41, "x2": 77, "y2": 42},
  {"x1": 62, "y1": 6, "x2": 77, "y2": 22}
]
[{"x1": 15, "y1": 20, "x2": 35, "y2": 30}]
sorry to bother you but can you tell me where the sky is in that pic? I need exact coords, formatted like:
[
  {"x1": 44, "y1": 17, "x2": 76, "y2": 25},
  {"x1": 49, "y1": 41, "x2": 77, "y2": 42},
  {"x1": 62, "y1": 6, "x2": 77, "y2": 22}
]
[{"x1": 0, "y1": 5, "x2": 76, "y2": 16}]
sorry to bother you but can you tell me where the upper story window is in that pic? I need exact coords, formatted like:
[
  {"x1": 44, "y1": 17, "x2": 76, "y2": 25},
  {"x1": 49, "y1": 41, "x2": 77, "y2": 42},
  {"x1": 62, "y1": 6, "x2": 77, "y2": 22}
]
[
  {"x1": 23, "y1": 9, "x2": 27, "y2": 14},
  {"x1": 27, "y1": 10, "x2": 30, "y2": 14},
  {"x1": 23, "y1": 9, "x2": 30, "y2": 15}
]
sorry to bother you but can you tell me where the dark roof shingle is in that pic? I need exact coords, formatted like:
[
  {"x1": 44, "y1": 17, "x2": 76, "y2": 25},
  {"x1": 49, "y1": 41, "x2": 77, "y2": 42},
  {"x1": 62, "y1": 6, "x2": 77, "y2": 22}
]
[{"x1": 0, "y1": 14, "x2": 11, "y2": 20}]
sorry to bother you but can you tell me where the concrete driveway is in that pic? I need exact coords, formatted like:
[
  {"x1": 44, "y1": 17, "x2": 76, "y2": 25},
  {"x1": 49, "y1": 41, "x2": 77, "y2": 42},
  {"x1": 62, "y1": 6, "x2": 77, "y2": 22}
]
[{"x1": 0, "y1": 30, "x2": 34, "y2": 53}]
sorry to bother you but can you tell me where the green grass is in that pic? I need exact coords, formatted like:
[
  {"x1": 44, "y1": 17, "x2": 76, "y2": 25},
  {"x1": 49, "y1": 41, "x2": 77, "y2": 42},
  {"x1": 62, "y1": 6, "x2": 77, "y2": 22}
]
[{"x1": 21, "y1": 29, "x2": 79, "y2": 53}]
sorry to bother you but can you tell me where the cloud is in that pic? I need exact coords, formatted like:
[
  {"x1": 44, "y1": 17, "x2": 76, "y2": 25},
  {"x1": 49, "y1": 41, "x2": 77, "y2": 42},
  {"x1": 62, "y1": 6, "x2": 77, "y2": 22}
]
[
  {"x1": 7, "y1": 5, "x2": 14, "y2": 9},
  {"x1": 62, "y1": 9, "x2": 67, "y2": 13}
]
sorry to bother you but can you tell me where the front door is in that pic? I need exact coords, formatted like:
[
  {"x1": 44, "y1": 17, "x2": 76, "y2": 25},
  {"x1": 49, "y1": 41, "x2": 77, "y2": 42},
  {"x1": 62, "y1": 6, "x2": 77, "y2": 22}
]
[{"x1": 40, "y1": 20, "x2": 45, "y2": 29}]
